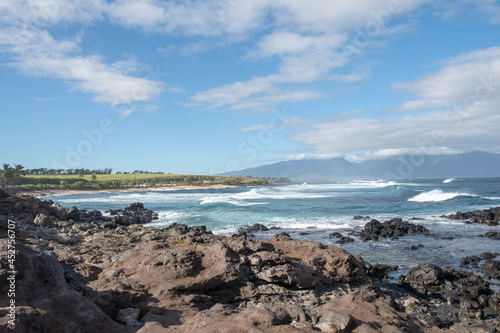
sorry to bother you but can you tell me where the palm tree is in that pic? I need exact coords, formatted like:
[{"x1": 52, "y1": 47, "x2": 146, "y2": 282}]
[{"x1": 0, "y1": 164, "x2": 25, "y2": 186}]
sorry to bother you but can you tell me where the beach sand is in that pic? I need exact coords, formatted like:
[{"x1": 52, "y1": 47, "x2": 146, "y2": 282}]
[{"x1": 18, "y1": 184, "x2": 237, "y2": 197}]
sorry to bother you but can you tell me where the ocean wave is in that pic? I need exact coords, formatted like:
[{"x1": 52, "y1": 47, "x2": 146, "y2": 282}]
[
  {"x1": 199, "y1": 196, "x2": 266, "y2": 206},
  {"x1": 408, "y1": 189, "x2": 476, "y2": 202},
  {"x1": 349, "y1": 180, "x2": 399, "y2": 187},
  {"x1": 266, "y1": 216, "x2": 353, "y2": 230},
  {"x1": 443, "y1": 178, "x2": 455, "y2": 184},
  {"x1": 285, "y1": 181, "x2": 400, "y2": 192},
  {"x1": 199, "y1": 188, "x2": 330, "y2": 206},
  {"x1": 57, "y1": 191, "x2": 216, "y2": 205}
]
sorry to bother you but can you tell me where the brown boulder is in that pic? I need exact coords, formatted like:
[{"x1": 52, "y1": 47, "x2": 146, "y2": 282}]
[{"x1": 0, "y1": 239, "x2": 125, "y2": 332}]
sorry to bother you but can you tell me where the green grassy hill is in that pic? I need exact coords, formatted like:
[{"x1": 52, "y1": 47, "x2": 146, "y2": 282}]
[{"x1": 18, "y1": 173, "x2": 271, "y2": 191}]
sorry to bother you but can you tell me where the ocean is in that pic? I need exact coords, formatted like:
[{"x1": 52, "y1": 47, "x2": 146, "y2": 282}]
[{"x1": 42, "y1": 177, "x2": 500, "y2": 278}]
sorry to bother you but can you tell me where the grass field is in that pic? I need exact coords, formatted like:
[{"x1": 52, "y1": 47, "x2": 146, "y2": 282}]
[
  {"x1": 25, "y1": 173, "x2": 183, "y2": 181},
  {"x1": 19, "y1": 173, "x2": 272, "y2": 190}
]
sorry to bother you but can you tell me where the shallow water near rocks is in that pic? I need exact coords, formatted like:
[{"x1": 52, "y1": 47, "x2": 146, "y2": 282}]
[{"x1": 44, "y1": 177, "x2": 500, "y2": 280}]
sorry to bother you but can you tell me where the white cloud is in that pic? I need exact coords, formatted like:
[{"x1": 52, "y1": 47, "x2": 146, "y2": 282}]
[
  {"x1": 106, "y1": 0, "x2": 167, "y2": 31},
  {"x1": 253, "y1": 32, "x2": 346, "y2": 58},
  {"x1": 285, "y1": 153, "x2": 343, "y2": 160},
  {"x1": 0, "y1": 0, "x2": 165, "y2": 114},
  {"x1": 0, "y1": 27, "x2": 163, "y2": 108},
  {"x1": 187, "y1": 0, "x2": 428, "y2": 111},
  {"x1": 105, "y1": 0, "x2": 265, "y2": 36},
  {"x1": 1, "y1": 0, "x2": 498, "y2": 117},
  {"x1": 291, "y1": 46, "x2": 500, "y2": 160},
  {"x1": 192, "y1": 76, "x2": 276, "y2": 109},
  {"x1": 0, "y1": 0, "x2": 104, "y2": 26},
  {"x1": 434, "y1": 0, "x2": 500, "y2": 25},
  {"x1": 292, "y1": 100, "x2": 500, "y2": 159},
  {"x1": 391, "y1": 46, "x2": 500, "y2": 112},
  {"x1": 241, "y1": 117, "x2": 307, "y2": 132}
]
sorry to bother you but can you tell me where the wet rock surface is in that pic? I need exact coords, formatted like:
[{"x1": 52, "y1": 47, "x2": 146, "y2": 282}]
[
  {"x1": 1, "y1": 189, "x2": 499, "y2": 332},
  {"x1": 360, "y1": 218, "x2": 431, "y2": 241},
  {"x1": 444, "y1": 206, "x2": 500, "y2": 226},
  {"x1": 105, "y1": 202, "x2": 158, "y2": 225}
]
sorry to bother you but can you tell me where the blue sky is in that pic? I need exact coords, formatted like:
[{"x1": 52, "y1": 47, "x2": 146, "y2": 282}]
[{"x1": 1, "y1": 0, "x2": 500, "y2": 174}]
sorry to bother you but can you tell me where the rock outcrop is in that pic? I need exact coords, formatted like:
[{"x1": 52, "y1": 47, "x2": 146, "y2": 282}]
[
  {"x1": 105, "y1": 202, "x2": 158, "y2": 225},
  {"x1": 360, "y1": 218, "x2": 430, "y2": 241},
  {"x1": 1, "y1": 189, "x2": 499, "y2": 332},
  {"x1": 444, "y1": 206, "x2": 500, "y2": 226}
]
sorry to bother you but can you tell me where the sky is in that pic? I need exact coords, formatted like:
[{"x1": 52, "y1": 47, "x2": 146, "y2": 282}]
[{"x1": 1, "y1": 0, "x2": 500, "y2": 175}]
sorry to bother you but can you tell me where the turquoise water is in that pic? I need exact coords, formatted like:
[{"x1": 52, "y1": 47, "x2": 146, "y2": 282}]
[{"x1": 43, "y1": 177, "x2": 500, "y2": 272}]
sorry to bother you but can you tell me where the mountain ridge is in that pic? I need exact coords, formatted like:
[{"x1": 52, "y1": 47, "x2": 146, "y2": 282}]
[{"x1": 222, "y1": 152, "x2": 500, "y2": 182}]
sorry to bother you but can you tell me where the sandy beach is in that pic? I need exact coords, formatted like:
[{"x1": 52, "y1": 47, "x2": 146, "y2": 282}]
[{"x1": 19, "y1": 184, "x2": 238, "y2": 197}]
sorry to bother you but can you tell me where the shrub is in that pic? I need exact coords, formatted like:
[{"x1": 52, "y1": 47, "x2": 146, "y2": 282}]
[{"x1": 72, "y1": 181, "x2": 86, "y2": 189}]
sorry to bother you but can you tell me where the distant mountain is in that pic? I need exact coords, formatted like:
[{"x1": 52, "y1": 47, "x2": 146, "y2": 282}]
[{"x1": 222, "y1": 152, "x2": 500, "y2": 182}]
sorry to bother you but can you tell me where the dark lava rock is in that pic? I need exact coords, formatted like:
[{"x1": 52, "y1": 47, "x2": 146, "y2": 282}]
[
  {"x1": 67, "y1": 206, "x2": 80, "y2": 221},
  {"x1": 399, "y1": 264, "x2": 493, "y2": 309},
  {"x1": 329, "y1": 232, "x2": 343, "y2": 239},
  {"x1": 405, "y1": 244, "x2": 424, "y2": 250},
  {"x1": 484, "y1": 231, "x2": 500, "y2": 240},
  {"x1": 353, "y1": 215, "x2": 370, "y2": 220},
  {"x1": 232, "y1": 223, "x2": 270, "y2": 237},
  {"x1": 365, "y1": 263, "x2": 398, "y2": 282},
  {"x1": 460, "y1": 256, "x2": 481, "y2": 268},
  {"x1": 399, "y1": 264, "x2": 444, "y2": 294},
  {"x1": 105, "y1": 202, "x2": 158, "y2": 225},
  {"x1": 490, "y1": 294, "x2": 500, "y2": 315},
  {"x1": 459, "y1": 300, "x2": 484, "y2": 321},
  {"x1": 336, "y1": 236, "x2": 355, "y2": 245},
  {"x1": 482, "y1": 260, "x2": 500, "y2": 279},
  {"x1": 444, "y1": 207, "x2": 500, "y2": 226},
  {"x1": 164, "y1": 223, "x2": 211, "y2": 237},
  {"x1": 481, "y1": 252, "x2": 498, "y2": 260},
  {"x1": 360, "y1": 218, "x2": 430, "y2": 241}
]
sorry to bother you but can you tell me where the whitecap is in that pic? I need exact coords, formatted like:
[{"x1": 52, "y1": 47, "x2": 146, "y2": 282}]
[
  {"x1": 349, "y1": 180, "x2": 399, "y2": 188},
  {"x1": 443, "y1": 178, "x2": 455, "y2": 184},
  {"x1": 408, "y1": 189, "x2": 476, "y2": 202},
  {"x1": 199, "y1": 198, "x2": 266, "y2": 206}
]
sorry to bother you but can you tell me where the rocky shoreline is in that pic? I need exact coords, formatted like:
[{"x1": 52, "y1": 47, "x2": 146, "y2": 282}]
[{"x1": 1, "y1": 190, "x2": 500, "y2": 332}]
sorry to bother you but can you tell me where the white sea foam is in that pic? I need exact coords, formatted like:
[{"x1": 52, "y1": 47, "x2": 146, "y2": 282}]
[
  {"x1": 266, "y1": 216, "x2": 353, "y2": 230},
  {"x1": 199, "y1": 195, "x2": 266, "y2": 206},
  {"x1": 287, "y1": 180, "x2": 400, "y2": 191},
  {"x1": 57, "y1": 191, "x2": 214, "y2": 205},
  {"x1": 408, "y1": 189, "x2": 476, "y2": 202},
  {"x1": 349, "y1": 180, "x2": 399, "y2": 187},
  {"x1": 443, "y1": 178, "x2": 455, "y2": 184},
  {"x1": 199, "y1": 187, "x2": 330, "y2": 206}
]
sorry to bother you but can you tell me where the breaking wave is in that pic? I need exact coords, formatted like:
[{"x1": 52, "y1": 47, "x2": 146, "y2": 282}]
[{"x1": 408, "y1": 189, "x2": 476, "y2": 202}]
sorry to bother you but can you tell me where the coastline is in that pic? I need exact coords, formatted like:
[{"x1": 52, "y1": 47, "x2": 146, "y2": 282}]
[
  {"x1": 15, "y1": 184, "x2": 238, "y2": 197},
  {"x1": 1, "y1": 188, "x2": 500, "y2": 331}
]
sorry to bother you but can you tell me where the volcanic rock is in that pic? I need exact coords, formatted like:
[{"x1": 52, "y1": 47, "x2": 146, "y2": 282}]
[
  {"x1": 360, "y1": 218, "x2": 430, "y2": 241},
  {"x1": 445, "y1": 206, "x2": 500, "y2": 226}
]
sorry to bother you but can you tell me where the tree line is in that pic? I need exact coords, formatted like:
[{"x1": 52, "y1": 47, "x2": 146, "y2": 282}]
[
  {"x1": 24, "y1": 168, "x2": 164, "y2": 175},
  {"x1": 0, "y1": 164, "x2": 26, "y2": 186},
  {"x1": 25, "y1": 168, "x2": 113, "y2": 175}
]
